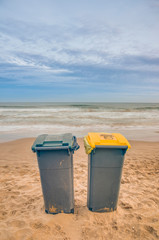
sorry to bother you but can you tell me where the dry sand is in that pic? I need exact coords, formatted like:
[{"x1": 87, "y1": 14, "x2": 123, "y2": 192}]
[{"x1": 0, "y1": 138, "x2": 159, "y2": 240}]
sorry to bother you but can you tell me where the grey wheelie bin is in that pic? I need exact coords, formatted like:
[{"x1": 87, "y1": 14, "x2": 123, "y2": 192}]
[
  {"x1": 84, "y1": 132, "x2": 131, "y2": 212},
  {"x1": 32, "y1": 133, "x2": 79, "y2": 214}
]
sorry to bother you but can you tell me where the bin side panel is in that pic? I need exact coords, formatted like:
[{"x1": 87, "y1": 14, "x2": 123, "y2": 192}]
[
  {"x1": 39, "y1": 167, "x2": 74, "y2": 214},
  {"x1": 71, "y1": 153, "x2": 74, "y2": 209},
  {"x1": 87, "y1": 154, "x2": 91, "y2": 207},
  {"x1": 88, "y1": 148, "x2": 125, "y2": 212},
  {"x1": 37, "y1": 149, "x2": 72, "y2": 169},
  {"x1": 88, "y1": 166, "x2": 123, "y2": 212},
  {"x1": 91, "y1": 148, "x2": 126, "y2": 168}
]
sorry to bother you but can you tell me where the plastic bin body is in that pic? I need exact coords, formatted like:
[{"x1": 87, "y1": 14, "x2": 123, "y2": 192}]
[
  {"x1": 87, "y1": 146, "x2": 127, "y2": 212},
  {"x1": 32, "y1": 133, "x2": 79, "y2": 214},
  {"x1": 37, "y1": 148, "x2": 74, "y2": 214}
]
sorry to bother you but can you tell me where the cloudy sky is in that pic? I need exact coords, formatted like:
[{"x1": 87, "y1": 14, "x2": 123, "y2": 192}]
[{"x1": 0, "y1": 0, "x2": 159, "y2": 102}]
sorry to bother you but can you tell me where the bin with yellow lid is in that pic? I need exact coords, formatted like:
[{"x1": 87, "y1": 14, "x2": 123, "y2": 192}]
[{"x1": 84, "y1": 132, "x2": 131, "y2": 212}]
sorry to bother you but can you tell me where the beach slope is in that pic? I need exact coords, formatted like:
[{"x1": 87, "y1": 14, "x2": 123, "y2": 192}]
[{"x1": 0, "y1": 138, "x2": 159, "y2": 240}]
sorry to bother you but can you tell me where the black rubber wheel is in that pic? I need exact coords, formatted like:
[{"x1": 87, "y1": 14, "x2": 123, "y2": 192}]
[
  {"x1": 70, "y1": 208, "x2": 74, "y2": 214},
  {"x1": 89, "y1": 207, "x2": 93, "y2": 211}
]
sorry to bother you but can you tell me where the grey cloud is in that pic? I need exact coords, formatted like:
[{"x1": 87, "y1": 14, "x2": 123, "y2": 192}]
[{"x1": 0, "y1": 1, "x2": 159, "y2": 94}]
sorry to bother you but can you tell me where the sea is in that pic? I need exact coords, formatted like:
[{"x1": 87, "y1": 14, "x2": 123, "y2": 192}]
[{"x1": 0, "y1": 102, "x2": 159, "y2": 142}]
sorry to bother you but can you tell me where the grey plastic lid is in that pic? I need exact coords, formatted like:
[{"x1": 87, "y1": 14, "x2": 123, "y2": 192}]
[{"x1": 32, "y1": 133, "x2": 74, "y2": 152}]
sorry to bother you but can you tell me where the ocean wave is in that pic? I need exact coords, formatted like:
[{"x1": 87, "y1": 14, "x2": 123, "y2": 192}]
[{"x1": 0, "y1": 103, "x2": 159, "y2": 136}]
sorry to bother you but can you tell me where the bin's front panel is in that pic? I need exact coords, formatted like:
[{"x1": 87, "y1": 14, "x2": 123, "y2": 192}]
[
  {"x1": 87, "y1": 148, "x2": 125, "y2": 212},
  {"x1": 40, "y1": 167, "x2": 74, "y2": 214},
  {"x1": 37, "y1": 149, "x2": 72, "y2": 169},
  {"x1": 91, "y1": 148, "x2": 126, "y2": 168},
  {"x1": 88, "y1": 167, "x2": 123, "y2": 212},
  {"x1": 37, "y1": 149, "x2": 74, "y2": 214}
]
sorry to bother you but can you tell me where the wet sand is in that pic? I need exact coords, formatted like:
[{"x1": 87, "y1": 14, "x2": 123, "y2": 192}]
[{"x1": 0, "y1": 138, "x2": 159, "y2": 240}]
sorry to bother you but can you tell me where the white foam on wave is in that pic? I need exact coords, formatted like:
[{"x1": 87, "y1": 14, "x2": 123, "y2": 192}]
[{"x1": 0, "y1": 103, "x2": 159, "y2": 141}]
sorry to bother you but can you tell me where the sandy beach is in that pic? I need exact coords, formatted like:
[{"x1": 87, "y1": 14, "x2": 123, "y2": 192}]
[{"x1": 0, "y1": 138, "x2": 159, "y2": 240}]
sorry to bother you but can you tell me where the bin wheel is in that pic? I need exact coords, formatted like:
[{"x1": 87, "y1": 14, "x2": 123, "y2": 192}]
[
  {"x1": 45, "y1": 209, "x2": 74, "y2": 214},
  {"x1": 70, "y1": 208, "x2": 74, "y2": 214},
  {"x1": 45, "y1": 209, "x2": 58, "y2": 215}
]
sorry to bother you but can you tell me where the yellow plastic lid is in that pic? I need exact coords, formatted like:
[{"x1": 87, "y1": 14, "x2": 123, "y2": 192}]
[{"x1": 86, "y1": 132, "x2": 131, "y2": 149}]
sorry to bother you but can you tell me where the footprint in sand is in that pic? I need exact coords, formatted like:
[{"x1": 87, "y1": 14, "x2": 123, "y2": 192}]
[
  {"x1": 31, "y1": 221, "x2": 51, "y2": 233},
  {"x1": 52, "y1": 224, "x2": 68, "y2": 239},
  {"x1": 2, "y1": 165, "x2": 9, "y2": 169},
  {"x1": 0, "y1": 210, "x2": 7, "y2": 219},
  {"x1": 144, "y1": 225, "x2": 159, "y2": 239},
  {"x1": 121, "y1": 178, "x2": 130, "y2": 184},
  {"x1": 112, "y1": 220, "x2": 118, "y2": 230},
  {"x1": 120, "y1": 201, "x2": 133, "y2": 209},
  {"x1": 10, "y1": 210, "x2": 17, "y2": 216},
  {"x1": 14, "y1": 228, "x2": 32, "y2": 240},
  {"x1": 7, "y1": 219, "x2": 26, "y2": 228}
]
